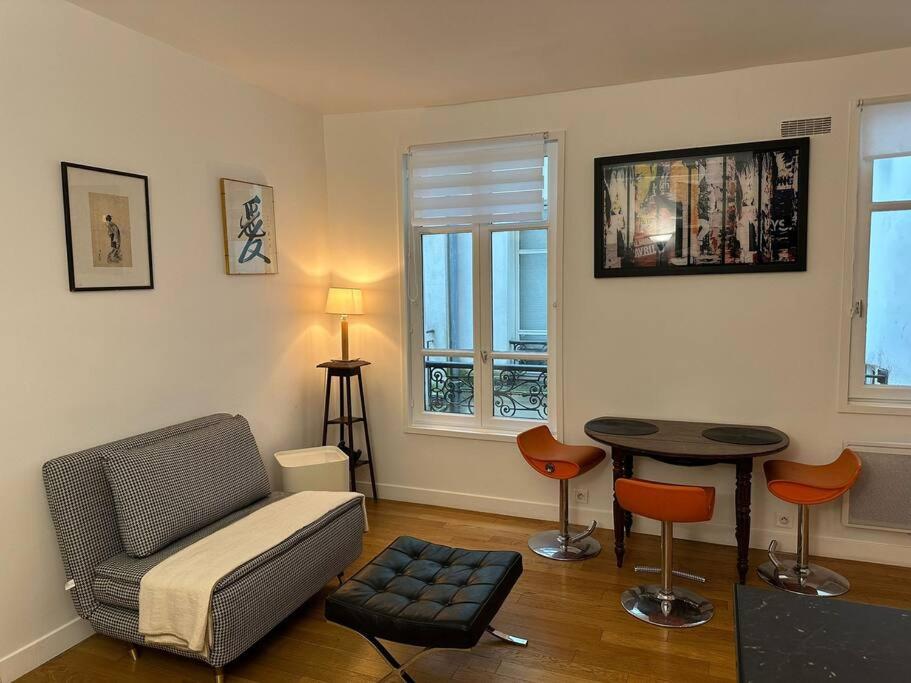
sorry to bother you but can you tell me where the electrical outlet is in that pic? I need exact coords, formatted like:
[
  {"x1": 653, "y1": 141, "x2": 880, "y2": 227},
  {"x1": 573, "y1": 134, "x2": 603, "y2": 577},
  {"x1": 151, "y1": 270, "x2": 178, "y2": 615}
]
[
  {"x1": 776, "y1": 512, "x2": 793, "y2": 528},
  {"x1": 574, "y1": 488, "x2": 589, "y2": 504}
]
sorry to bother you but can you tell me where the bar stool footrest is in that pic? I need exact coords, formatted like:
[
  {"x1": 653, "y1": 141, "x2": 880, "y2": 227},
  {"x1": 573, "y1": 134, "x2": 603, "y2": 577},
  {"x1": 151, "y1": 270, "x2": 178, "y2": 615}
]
[
  {"x1": 568, "y1": 520, "x2": 597, "y2": 543},
  {"x1": 633, "y1": 566, "x2": 706, "y2": 583},
  {"x1": 528, "y1": 530, "x2": 601, "y2": 561}
]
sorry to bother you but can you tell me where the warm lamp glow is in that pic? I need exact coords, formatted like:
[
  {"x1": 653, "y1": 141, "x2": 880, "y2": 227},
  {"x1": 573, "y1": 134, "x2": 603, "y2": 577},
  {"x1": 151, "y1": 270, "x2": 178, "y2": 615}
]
[
  {"x1": 326, "y1": 287, "x2": 363, "y2": 361},
  {"x1": 325, "y1": 287, "x2": 364, "y2": 315}
]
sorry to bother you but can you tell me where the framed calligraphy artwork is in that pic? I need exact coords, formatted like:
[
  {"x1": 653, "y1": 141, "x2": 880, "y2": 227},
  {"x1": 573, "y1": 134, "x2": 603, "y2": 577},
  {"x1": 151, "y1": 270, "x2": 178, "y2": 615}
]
[
  {"x1": 61, "y1": 162, "x2": 154, "y2": 291},
  {"x1": 220, "y1": 178, "x2": 278, "y2": 275}
]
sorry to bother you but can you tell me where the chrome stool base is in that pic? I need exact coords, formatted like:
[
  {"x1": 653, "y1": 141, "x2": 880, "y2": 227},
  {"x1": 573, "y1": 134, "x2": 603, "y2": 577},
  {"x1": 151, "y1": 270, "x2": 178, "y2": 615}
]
[
  {"x1": 620, "y1": 584, "x2": 714, "y2": 628},
  {"x1": 757, "y1": 559, "x2": 850, "y2": 597},
  {"x1": 528, "y1": 530, "x2": 601, "y2": 561}
]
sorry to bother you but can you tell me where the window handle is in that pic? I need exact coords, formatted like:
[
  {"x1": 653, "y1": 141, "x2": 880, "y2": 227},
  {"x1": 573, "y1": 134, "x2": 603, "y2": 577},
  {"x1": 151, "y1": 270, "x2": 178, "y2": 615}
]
[
  {"x1": 481, "y1": 350, "x2": 489, "y2": 363},
  {"x1": 852, "y1": 299, "x2": 864, "y2": 318}
]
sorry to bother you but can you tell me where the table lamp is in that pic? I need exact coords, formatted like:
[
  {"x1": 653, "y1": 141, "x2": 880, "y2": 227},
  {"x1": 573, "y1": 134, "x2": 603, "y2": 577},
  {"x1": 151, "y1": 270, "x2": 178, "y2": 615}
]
[{"x1": 325, "y1": 287, "x2": 363, "y2": 361}]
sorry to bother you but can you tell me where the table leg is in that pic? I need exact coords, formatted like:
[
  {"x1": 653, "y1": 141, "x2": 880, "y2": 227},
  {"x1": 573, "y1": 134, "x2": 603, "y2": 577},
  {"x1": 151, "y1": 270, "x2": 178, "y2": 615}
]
[
  {"x1": 623, "y1": 453, "x2": 634, "y2": 535},
  {"x1": 337, "y1": 374, "x2": 345, "y2": 448},
  {"x1": 345, "y1": 375, "x2": 356, "y2": 493},
  {"x1": 735, "y1": 458, "x2": 753, "y2": 585},
  {"x1": 356, "y1": 369, "x2": 378, "y2": 501},
  {"x1": 321, "y1": 371, "x2": 331, "y2": 446},
  {"x1": 612, "y1": 451, "x2": 626, "y2": 568}
]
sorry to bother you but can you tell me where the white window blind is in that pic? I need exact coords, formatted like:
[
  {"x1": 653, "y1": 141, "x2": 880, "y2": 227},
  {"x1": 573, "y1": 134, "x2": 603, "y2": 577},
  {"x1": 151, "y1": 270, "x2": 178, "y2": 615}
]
[
  {"x1": 408, "y1": 134, "x2": 547, "y2": 227},
  {"x1": 860, "y1": 98, "x2": 911, "y2": 159}
]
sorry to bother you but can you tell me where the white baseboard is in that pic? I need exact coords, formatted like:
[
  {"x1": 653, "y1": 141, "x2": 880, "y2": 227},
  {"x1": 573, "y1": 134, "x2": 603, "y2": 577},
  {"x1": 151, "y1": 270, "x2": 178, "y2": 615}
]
[
  {"x1": 357, "y1": 480, "x2": 911, "y2": 568},
  {"x1": 0, "y1": 616, "x2": 92, "y2": 682}
]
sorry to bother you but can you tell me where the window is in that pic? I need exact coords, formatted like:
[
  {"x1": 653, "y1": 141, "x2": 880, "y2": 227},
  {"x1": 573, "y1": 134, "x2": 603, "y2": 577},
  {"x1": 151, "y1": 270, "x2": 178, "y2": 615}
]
[
  {"x1": 404, "y1": 134, "x2": 560, "y2": 434},
  {"x1": 845, "y1": 96, "x2": 911, "y2": 409}
]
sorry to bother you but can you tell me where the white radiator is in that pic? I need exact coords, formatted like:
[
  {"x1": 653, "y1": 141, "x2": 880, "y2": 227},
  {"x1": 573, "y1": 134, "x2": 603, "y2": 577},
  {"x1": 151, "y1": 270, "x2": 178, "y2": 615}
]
[{"x1": 842, "y1": 441, "x2": 911, "y2": 533}]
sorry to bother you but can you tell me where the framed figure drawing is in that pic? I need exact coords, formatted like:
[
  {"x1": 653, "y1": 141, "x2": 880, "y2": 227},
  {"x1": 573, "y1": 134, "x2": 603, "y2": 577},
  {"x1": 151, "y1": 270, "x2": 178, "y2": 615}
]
[
  {"x1": 61, "y1": 162, "x2": 153, "y2": 291},
  {"x1": 220, "y1": 178, "x2": 278, "y2": 274},
  {"x1": 594, "y1": 137, "x2": 809, "y2": 278}
]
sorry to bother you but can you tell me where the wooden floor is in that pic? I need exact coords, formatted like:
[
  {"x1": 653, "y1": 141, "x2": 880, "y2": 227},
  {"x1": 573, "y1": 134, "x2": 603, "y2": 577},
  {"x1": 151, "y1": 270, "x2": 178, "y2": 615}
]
[{"x1": 22, "y1": 499, "x2": 911, "y2": 682}]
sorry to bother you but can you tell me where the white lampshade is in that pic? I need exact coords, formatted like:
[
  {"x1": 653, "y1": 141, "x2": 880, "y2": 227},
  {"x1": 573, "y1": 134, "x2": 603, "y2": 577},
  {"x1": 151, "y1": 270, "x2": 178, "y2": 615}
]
[
  {"x1": 325, "y1": 287, "x2": 364, "y2": 315},
  {"x1": 651, "y1": 233, "x2": 674, "y2": 244}
]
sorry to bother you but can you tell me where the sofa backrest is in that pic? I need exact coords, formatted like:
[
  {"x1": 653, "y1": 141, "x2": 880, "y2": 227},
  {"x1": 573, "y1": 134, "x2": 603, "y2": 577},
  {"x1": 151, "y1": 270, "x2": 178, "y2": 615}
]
[{"x1": 42, "y1": 413, "x2": 235, "y2": 618}]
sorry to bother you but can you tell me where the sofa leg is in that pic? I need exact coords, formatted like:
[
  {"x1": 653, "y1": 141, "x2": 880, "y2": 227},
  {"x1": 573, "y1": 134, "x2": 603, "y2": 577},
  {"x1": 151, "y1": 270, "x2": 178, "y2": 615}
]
[
  {"x1": 214, "y1": 666, "x2": 225, "y2": 683},
  {"x1": 128, "y1": 645, "x2": 140, "y2": 662}
]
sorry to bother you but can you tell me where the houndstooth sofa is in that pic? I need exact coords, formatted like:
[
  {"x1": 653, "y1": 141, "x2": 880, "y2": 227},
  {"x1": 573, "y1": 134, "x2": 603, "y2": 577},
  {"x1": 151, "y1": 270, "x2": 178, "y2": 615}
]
[{"x1": 43, "y1": 413, "x2": 364, "y2": 674}]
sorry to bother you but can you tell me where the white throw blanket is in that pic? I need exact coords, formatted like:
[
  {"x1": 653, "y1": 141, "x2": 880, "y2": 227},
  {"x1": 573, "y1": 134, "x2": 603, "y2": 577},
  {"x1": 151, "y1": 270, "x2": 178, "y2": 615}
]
[{"x1": 138, "y1": 490, "x2": 366, "y2": 656}]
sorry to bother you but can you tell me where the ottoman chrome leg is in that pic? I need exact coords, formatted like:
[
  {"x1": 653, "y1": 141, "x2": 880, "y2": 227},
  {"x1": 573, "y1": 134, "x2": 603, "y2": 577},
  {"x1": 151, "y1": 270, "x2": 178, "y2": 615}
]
[
  {"x1": 529, "y1": 480, "x2": 601, "y2": 561},
  {"x1": 758, "y1": 506, "x2": 850, "y2": 597},
  {"x1": 486, "y1": 625, "x2": 528, "y2": 646}
]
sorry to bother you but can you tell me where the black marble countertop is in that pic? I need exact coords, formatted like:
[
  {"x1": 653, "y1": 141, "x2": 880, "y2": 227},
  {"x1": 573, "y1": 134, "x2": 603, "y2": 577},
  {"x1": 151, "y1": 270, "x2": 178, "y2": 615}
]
[{"x1": 735, "y1": 584, "x2": 911, "y2": 682}]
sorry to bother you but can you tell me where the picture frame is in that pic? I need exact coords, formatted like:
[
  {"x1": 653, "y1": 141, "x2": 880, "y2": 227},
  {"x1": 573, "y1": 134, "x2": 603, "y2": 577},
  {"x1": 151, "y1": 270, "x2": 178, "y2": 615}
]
[
  {"x1": 61, "y1": 162, "x2": 154, "y2": 291},
  {"x1": 594, "y1": 137, "x2": 810, "y2": 278},
  {"x1": 220, "y1": 178, "x2": 278, "y2": 275}
]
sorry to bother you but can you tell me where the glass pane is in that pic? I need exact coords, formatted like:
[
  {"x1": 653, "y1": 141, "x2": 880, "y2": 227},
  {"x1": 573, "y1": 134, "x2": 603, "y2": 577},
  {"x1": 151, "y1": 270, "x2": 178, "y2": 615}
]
[
  {"x1": 421, "y1": 232, "x2": 473, "y2": 350},
  {"x1": 491, "y1": 229, "x2": 548, "y2": 353},
  {"x1": 424, "y1": 356, "x2": 474, "y2": 415},
  {"x1": 872, "y1": 156, "x2": 911, "y2": 203},
  {"x1": 865, "y1": 210, "x2": 911, "y2": 386},
  {"x1": 493, "y1": 359, "x2": 547, "y2": 420},
  {"x1": 519, "y1": 228, "x2": 547, "y2": 251}
]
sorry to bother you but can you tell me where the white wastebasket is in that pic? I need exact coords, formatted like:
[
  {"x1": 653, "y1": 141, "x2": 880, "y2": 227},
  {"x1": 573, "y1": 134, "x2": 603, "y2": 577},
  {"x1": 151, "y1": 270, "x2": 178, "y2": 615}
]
[{"x1": 275, "y1": 446, "x2": 350, "y2": 493}]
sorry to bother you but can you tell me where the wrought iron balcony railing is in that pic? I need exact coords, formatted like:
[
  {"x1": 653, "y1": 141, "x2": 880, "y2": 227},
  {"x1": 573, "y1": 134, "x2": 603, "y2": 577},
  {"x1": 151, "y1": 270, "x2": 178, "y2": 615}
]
[
  {"x1": 424, "y1": 359, "x2": 547, "y2": 421},
  {"x1": 864, "y1": 363, "x2": 890, "y2": 385}
]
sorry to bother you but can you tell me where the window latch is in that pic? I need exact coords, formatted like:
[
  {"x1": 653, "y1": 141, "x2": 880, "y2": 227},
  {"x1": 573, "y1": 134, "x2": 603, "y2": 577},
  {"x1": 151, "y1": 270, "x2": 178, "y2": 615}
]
[
  {"x1": 852, "y1": 299, "x2": 864, "y2": 318},
  {"x1": 481, "y1": 350, "x2": 489, "y2": 363}
]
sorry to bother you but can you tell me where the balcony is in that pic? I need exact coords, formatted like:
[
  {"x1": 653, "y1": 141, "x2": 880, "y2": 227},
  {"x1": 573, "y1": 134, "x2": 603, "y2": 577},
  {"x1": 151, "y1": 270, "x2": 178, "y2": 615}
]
[{"x1": 424, "y1": 358, "x2": 548, "y2": 421}]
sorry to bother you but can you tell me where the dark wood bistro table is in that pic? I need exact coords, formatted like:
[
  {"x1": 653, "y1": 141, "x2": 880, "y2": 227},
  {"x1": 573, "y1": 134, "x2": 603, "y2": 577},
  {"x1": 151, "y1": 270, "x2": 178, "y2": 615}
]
[{"x1": 584, "y1": 417, "x2": 789, "y2": 584}]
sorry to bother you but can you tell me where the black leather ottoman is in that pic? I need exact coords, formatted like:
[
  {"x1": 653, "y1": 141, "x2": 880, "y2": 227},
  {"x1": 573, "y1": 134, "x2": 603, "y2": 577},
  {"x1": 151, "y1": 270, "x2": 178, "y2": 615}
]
[{"x1": 326, "y1": 536, "x2": 527, "y2": 681}]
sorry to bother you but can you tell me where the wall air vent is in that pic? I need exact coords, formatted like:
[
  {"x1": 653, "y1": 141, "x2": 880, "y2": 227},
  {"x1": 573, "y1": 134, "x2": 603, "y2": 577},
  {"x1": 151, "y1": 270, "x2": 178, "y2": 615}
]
[{"x1": 780, "y1": 116, "x2": 832, "y2": 137}]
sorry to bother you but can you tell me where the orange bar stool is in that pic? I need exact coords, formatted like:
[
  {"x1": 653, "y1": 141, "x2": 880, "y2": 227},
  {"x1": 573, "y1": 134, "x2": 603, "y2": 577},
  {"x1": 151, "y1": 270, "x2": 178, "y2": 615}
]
[
  {"x1": 615, "y1": 478, "x2": 715, "y2": 628},
  {"x1": 517, "y1": 426, "x2": 606, "y2": 560},
  {"x1": 758, "y1": 449, "x2": 862, "y2": 597}
]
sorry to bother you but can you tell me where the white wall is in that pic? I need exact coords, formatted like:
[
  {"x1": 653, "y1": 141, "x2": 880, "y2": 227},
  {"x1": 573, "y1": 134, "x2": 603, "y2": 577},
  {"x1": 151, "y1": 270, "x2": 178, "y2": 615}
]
[
  {"x1": 0, "y1": 0, "x2": 331, "y2": 678},
  {"x1": 323, "y1": 48, "x2": 911, "y2": 568}
]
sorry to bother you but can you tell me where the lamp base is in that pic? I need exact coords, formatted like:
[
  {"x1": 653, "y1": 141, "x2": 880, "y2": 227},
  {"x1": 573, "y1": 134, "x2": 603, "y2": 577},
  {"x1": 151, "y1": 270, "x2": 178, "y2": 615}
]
[{"x1": 330, "y1": 358, "x2": 361, "y2": 363}]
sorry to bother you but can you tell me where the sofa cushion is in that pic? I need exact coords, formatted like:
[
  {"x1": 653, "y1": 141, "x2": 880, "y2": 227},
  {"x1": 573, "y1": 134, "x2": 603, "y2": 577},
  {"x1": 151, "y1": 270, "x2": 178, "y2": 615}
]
[
  {"x1": 94, "y1": 493, "x2": 363, "y2": 611},
  {"x1": 101, "y1": 415, "x2": 271, "y2": 558},
  {"x1": 90, "y1": 495, "x2": 365, "y2": 668}
]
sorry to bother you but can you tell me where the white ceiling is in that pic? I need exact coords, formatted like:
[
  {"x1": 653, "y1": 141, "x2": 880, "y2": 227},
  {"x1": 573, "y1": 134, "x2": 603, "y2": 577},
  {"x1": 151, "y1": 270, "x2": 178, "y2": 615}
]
[{"x1": 68, "y1": 0, "x2": 911, "y2": 114}]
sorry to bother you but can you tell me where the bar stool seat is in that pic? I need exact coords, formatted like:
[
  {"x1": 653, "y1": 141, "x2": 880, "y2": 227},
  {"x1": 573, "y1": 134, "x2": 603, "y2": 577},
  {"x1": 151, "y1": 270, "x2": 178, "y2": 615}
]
[
  {"x1": 616, "y1": 478, "x2": 715, "y2": 628},
  {"x1": 517, "y1": 426, "x2": 606, "y2": 561},
  {"x1": 764, "y1": 452, "x2": 860, "y2": 505},
  {"x1": 759, "y1": 449, "x2": 862, "y2": 597}
]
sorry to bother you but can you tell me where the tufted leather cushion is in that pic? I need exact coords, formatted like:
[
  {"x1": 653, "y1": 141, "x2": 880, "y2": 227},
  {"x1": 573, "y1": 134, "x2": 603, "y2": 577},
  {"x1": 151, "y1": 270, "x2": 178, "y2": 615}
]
[{"x1": 325, "y1": 536, "x2": 522, "y2": 649}]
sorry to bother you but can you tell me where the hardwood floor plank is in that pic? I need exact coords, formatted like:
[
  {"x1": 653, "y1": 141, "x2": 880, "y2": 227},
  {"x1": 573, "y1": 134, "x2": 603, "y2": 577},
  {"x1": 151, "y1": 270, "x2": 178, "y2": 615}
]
[{"x1": 21, "y1": 499, "x2": 911, "y2": 682}]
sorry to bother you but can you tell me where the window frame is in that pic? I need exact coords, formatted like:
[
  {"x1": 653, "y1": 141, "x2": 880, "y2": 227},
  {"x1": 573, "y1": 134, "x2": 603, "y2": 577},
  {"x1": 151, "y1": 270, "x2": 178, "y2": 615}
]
[
  {"x1": 839, "y1": 95, "x2": 911, "y2": 414},
  {"x1": 401, "y1": 133, "x2": 564, "y2": 440}
]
